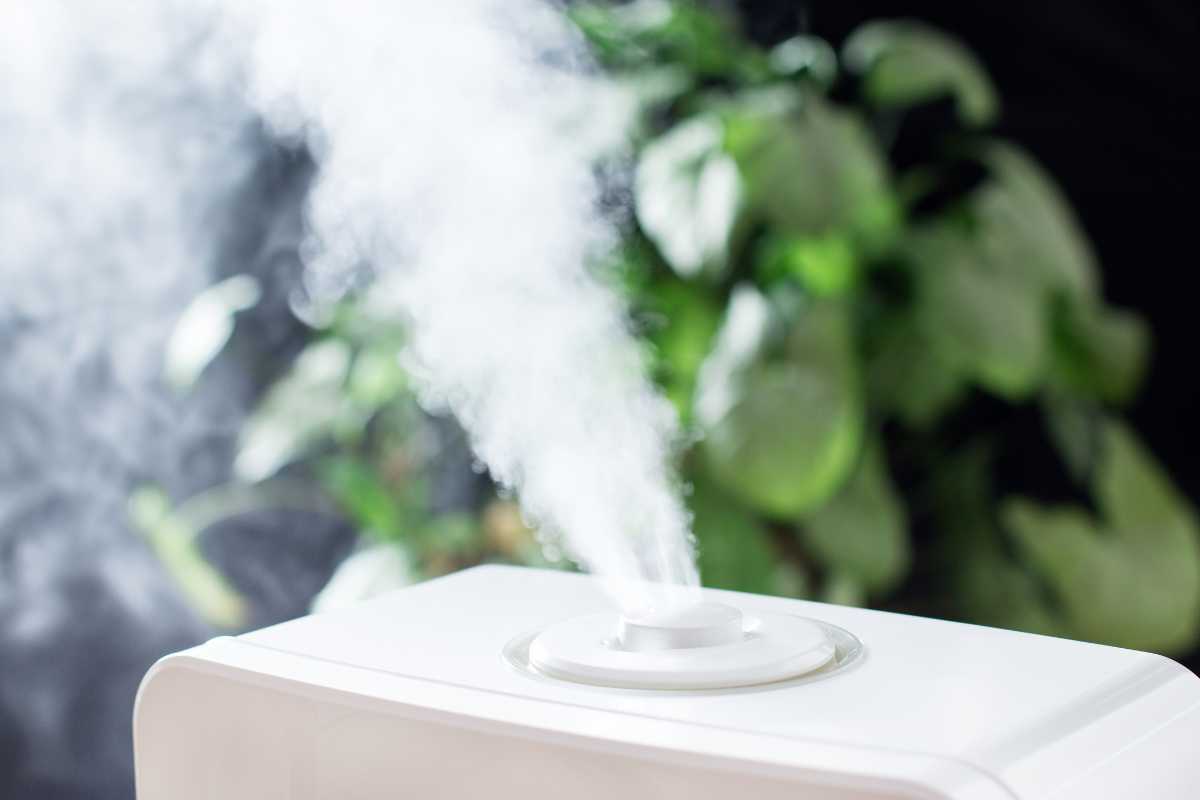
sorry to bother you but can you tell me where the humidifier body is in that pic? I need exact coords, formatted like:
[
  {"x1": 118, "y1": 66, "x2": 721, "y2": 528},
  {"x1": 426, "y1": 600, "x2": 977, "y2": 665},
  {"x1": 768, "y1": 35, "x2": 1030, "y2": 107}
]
[{"x1": 134, "y1": 566, "x2": 1200, "y2": 799}]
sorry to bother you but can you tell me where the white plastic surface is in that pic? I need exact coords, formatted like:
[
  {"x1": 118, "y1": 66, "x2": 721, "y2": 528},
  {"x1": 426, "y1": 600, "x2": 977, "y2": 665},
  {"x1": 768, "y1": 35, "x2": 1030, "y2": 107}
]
[
  {"x1": 618, "y1": 602, "x2": 744, "y2": 650},
  {"x1": 529, "y1": 609, "x2": 837, "y2": 689},
  {"x1": 135, "y1": 566, "x2": 1200, "y2": 799}
]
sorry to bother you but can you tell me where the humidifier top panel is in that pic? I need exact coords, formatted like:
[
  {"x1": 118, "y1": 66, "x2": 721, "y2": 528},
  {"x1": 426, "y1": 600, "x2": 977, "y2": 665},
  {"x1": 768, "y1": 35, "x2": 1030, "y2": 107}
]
[{"x1": 239, "y1": 565, "x2": 1188, "y2": 780}]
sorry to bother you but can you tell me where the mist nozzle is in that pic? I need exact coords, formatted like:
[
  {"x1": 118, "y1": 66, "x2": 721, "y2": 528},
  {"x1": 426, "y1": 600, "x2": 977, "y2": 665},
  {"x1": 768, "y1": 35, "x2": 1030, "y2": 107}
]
[{"x1": 616, "y1": 603, "x2": 743, "y2": 651}]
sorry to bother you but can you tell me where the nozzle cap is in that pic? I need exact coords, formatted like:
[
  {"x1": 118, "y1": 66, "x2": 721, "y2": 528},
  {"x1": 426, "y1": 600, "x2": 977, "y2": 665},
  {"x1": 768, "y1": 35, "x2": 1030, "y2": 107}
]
[{"x1": 617, "y1": 603, "x2": 743, "y2": 651}]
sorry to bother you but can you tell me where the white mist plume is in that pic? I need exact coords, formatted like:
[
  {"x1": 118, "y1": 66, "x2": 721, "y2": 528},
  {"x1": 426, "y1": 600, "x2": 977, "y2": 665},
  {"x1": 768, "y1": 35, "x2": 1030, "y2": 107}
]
[
  {"x1": 216, "y1": 0, "x2": 700, "y2": 610},
  {"x1": 1, "y1": 2, "x2": 702, "y2": 791},
  {"x1": 2, "y1": 0, "x2": 698, "y2": 623}
]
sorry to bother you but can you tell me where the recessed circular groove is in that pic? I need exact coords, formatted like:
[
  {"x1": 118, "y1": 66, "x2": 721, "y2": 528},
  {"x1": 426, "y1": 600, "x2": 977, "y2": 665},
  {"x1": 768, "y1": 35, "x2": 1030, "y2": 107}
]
[{"x1": 503, "y1": 610, "x2": 864, "y2": 692}]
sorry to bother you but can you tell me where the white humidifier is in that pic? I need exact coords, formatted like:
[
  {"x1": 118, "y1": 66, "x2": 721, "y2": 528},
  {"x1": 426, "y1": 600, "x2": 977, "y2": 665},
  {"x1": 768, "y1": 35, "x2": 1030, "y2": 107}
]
[{"x1": 134, "y1": 565, "x2": 1200, "y2": 798}]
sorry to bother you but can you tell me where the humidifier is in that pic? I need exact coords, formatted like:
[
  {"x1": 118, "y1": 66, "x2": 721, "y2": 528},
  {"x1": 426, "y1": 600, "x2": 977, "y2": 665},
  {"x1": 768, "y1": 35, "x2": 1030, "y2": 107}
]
[{"x1": 134, "y1": 565, "x2": 1200, "y2": 798}]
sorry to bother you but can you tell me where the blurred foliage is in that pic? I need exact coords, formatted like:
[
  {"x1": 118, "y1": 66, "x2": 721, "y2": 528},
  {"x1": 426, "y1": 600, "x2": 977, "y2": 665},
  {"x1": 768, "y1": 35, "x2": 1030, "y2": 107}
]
[{"x1": 150, "y1": 1, "x2": 1200, "y2": 654}]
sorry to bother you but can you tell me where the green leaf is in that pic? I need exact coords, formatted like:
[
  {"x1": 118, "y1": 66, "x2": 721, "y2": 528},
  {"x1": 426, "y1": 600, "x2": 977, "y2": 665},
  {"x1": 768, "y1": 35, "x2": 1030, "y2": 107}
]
[
  {"x1": 569, "y1": 1, "x2": 674, "y2": 68},
  {"x1": 1098, "y1": 423, "x2": 1191, "y2": 542},
  {"x1": 909, "y1": 222, "x2": 1048, "y2": 399},
  {"x1": 821, "y1": 571, "x2": 867, "y2": 607},
  {"x1": 974, "y1": 144, "x2": 1099, "y2": 300},
  {"x1": 1003, "y1": 421, "x2": 1200, "y2": 653},
  {"x1": 928, "y1": 444, "x2": 1064, "y2": 637},
  {"x1": 570, "y1": 0, "x2": 762, "y2": 80},
  {"x1": 698, "y1": 288, "x2": 863, "y2": 517},
  {"x1": 1043, "y1": 399, "x2": 1102, "y2": 483},
  {"x1": 612, "y1": 67, "x2": 695, "y2": 144},
  {"x1": 772, "y1": 561, "x2": 812, "y2": 599},
  {"x1": 128, "y1": 487, "x2": 247, "y2": 629},
  {"x1": 1050, "y1": 300, "x2": 1150, "y2": 405},
  {"x1": 768, "y1": 35, "x2": 837, "y2": 87},
  {"x1": 348, "y1": 345, "x2": 408, "y2": 410},
  {"x1": 164, "y1": 275, "x2": 261, "y2": 391},
  {"x1": 319, "y1": 457, "x2": 407, "y2": 542},
  {"x1": 866, "y1": 312, "x2": 965, "y2": 428},
  {"x1": 956, "y1": 550, "x2": 1062, "y2": 637},
  {"x1": 905, "y1": 145, "x2": 1111, "y2": 402},
  {"x1": 844, "y1": 20, "x2": 998, "y2": 126},
  {"x1": 728, "y1": 93, "x2": 895, "y2": 246},
  {"x1": 689, "y1": 475, "x2": 778, "y2": 594},
  {"x1": 644, "y1": 278, "x2": 722, "y2": 419},
  {"x1": 421, "y1": 513, "x2": 483, "y2": 557},
  {"x1": 801, "y1": 441, "x2": 910, "y2": 594},
  {"x1": 636, "y1": 115, "x2": 743, "y2": 278},
  {"x1": 757, "y1": 233, "x2": 858, "y2": 297},
  {"x1": 235, "y1": 339, "x2": 353, "y2": 481}
]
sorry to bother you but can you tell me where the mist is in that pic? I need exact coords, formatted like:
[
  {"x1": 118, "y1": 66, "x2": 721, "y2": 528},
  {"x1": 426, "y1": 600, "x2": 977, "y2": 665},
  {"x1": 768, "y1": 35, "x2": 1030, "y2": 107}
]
[
  {"x1": 2, "y1": 0, "x2": 703, "y2": 791},
  {"x1": 215, "y1": 0, "x2": 701, "y2": 609},
  {"x1": 3, "y1": 0, "x2": 698, "y2": 691}
]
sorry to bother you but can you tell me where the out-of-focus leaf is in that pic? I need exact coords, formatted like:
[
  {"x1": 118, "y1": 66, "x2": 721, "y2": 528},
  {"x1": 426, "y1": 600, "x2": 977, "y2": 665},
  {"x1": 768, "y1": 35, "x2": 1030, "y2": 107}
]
[
  {"x1": 909, "y1": 222, "x2": 1048, "y2": 399},
  {"x1": 1098, "y1": 424, "x2": 1192, "y2": 544},
  {"x1": 956, "y1": 551, "x2": 1062, "y2": 637},
  {"x1": 348, "y1": 345, "x2": 408, "y2": 410},
  {"x1": 1003, "y1": 421, "x2": 1200, "y2": 652},
  {"x1": 319, "y1": 456, "x2": 407, "y2": 541},
  {"x1": 728, "y1": 93, "x2": 895, "y2": 247},
  {"x1": 844, "y1": 20, "x2": 998, "y2": 126},
  {"x1": 906, "y1": 145, "x2": 1108, "y2": 402},
  {"x1": 768, "y1": 35, "x2": 837, "y2": 87},
  {"x1": 821, "y1": 571, "x2": 866, "y2": 607},
  {"x1": 1043, "y1": 399, "x2": 1102, "y2": 483},
  {"x1": 757, "y1": 233, "x2": 858, "y2": 296},
  {"x1": 569, "y1": 0, "x2": 674, "y2": 66},
  {"x1": 773, "y1": 561, "x2": 811, "y2": 599},
  {"x1": 164, "y1": 275, "x2": 261, "y2": 391},
  {"x1": 975, "y1": 144, "x2": 1098, "y2": 300},
  {"x1": 636, "y1": 115, "x2": 743, "y2": 278},
  {"x1": 931, "y1": 444, "x2": 1064, "y2": 637},
  {"x1": 128, "y1": 486, "x2": 247, "y2": 628},
  {"x1": 421, "y1": 513, "x2": 483, "y2": 562},
  {"x1": 698, "y1": 288, "x2": 863, "y2": 517},
  {"x1": 167, "y1": 480, "x2": 335, "y2": 535},
  {"x1": 571, "y1": 0, "x2": 766, "y2": 81},
  {"x1": 312, "y1": 544, "x2": 414, "y2": 613},
  {"x1": 867, "y1": 312, "x2": 965, "y2": 428},
  {"x1": 801, "y1": 442, "x2": 910, "y2": 594},
  {"x1": 611, "y1": 66, "x2": 694, "y2": 144},
  {"x1": 235, "y1": 339, "x2": 352, "y2": 482},
  {"x1": 1050, "y1": 300, "x2": 1150, "y2": 405},
  {"x1": 689, "y1": 475, "x2": 777, "y2": 594},
  {"x1": 645, "y1": 279, "x2": 722, "y2": 418}
]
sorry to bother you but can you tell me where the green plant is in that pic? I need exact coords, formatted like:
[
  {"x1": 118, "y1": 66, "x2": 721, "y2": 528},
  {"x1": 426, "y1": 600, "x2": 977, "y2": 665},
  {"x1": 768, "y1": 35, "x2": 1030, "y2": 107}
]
[{"x1": 149, "y1": 2, "x2": 1200, "y2": 654}]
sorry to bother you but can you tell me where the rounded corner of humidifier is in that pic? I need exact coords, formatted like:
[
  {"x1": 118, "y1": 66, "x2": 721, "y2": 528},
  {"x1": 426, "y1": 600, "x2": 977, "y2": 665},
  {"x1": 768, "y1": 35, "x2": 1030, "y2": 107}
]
[
  {"x1": 133, "y1": 642, "x2": 234, "y2": 744},
  {"x1": 133, "y1": 637, "x2": 320, "y2": 799},
  {"x1": 132, "y1": 650, "x2": 220, "y2": 799}
]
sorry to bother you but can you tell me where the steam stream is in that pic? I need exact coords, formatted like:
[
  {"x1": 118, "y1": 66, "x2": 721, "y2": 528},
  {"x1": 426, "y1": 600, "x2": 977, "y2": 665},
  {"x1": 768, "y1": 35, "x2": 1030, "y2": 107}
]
[
  {"x1": 3, "y1": 0, "x2": 700, "y2": 615},
  {"x1": 219, "y1": 0, "x2": 699, "y2": 610}
]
